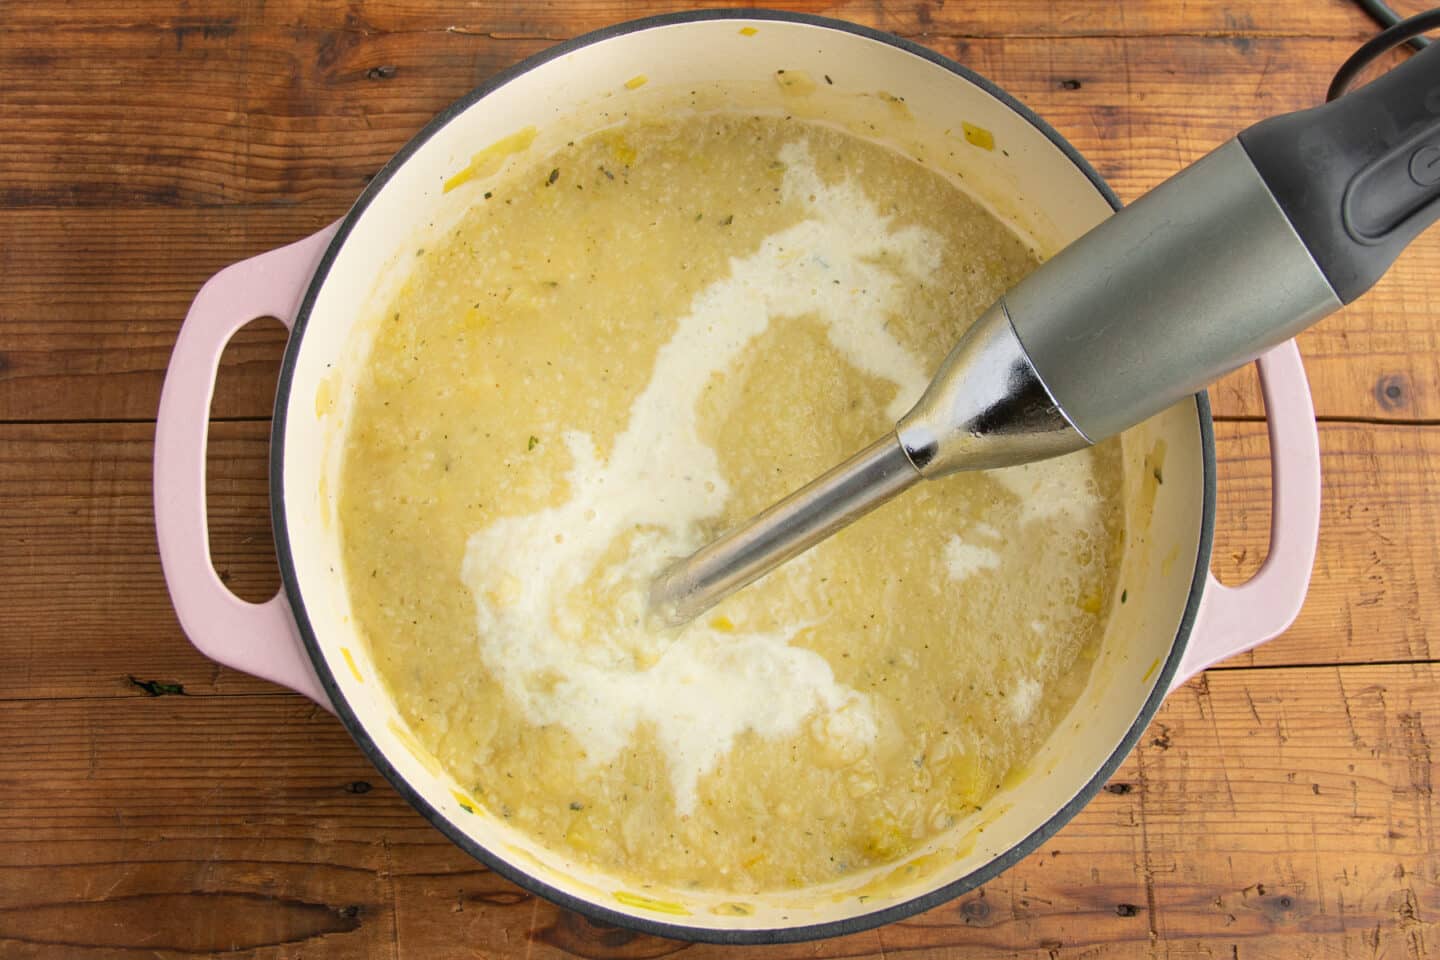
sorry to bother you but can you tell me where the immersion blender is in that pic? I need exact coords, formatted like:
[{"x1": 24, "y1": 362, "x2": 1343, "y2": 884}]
[{"x1": 651, "y1": 35, "x2": 1440, "y2": 627}]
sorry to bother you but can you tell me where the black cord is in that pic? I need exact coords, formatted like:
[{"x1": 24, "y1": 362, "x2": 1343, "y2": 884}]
[
  {"x1": 1329, "y1": 5, "x2": 1440, "y2": 100},
  {"x1": 1349, "y1": 0, "x2": 1431, "y2": 50}
]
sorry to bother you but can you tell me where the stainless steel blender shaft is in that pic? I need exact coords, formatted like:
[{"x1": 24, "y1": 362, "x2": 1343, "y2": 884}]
[
  {"x1": 648, "y1": 436, "x2": 920, "y2": 628},
  {"x1": 649, "y1": 303, "x2": 1088, "y2": 627}
]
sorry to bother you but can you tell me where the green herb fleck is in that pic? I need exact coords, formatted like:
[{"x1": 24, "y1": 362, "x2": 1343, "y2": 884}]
[
  {"x1": 547, "y1": 168, "x2": 560, "y2": 185},
  {"x1": 1153, "y1": 465, "x2": 1164, "y2": 485},
  {"x1": 720, "y1": 214, "x2": 734, "y2": 226},
  {"x1": 569, "y1": 801, "x2": 585, "y2": 811},
  {"x1": 1120, "y1": 589, "x2": 1128, "y2": 604},
  {"x1": 483, "y1": 191, "x2": 492, "y2": 199},
  {"x1": 527, "y1": 435, "x2": 539, "y2": 451},
  {"x1": 128, "y1": 675, "x2": 186, "y2": 697}
]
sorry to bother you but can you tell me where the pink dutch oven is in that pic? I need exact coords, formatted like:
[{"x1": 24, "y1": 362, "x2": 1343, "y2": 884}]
[{"x1": 153, "y1": 11, "x2": 1319, "y2": 944}]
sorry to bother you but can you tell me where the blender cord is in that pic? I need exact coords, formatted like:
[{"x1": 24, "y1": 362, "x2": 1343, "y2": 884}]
[
  {"x1": 1348, "y1": 0, "x2": 1431, "y2": 50},
  {"x1": 1331, "y1": 4, "x2": 1440, "y2": 99}
]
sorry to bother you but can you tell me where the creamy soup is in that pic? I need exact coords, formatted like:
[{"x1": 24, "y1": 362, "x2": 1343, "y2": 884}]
[{"x1": 338, "y1": 113, "x2": 1123, "y2": 893}]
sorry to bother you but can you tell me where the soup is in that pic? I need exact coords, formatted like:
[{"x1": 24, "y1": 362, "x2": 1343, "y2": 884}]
[{"x1": 338, "y1": 112, "x2": 1123, "y2": 893}]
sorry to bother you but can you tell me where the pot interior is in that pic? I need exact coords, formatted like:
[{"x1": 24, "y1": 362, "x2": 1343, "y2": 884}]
[{"x1": 277, "y1": 13, "x2": 1209, "y2": 938}]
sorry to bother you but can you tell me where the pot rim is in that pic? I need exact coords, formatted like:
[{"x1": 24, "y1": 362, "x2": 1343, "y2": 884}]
[{"x1": 270, "y1": 7, "x2": 1218, "y2": 945}]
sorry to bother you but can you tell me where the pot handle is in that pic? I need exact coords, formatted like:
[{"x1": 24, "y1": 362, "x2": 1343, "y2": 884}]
[
  {"x1": 154, "y1": 225, "x2": 340, "y2": 708},
  {"x1": 1169, "y1": 339, "x2": 1321, "y2": 691}
]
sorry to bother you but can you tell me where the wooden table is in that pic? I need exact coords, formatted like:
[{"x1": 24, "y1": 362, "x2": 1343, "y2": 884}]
[{"x1": 3, "y1": 1, "x2": 1437, "y2": 956}]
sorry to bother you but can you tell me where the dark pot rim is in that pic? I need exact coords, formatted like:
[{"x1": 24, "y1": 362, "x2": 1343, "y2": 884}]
[{"x1": 271, "y1": 7, "x2": 1217, "y2": 946}]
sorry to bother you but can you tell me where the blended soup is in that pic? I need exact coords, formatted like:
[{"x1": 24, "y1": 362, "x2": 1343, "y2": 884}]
[{"x1": 338, "y1": 113, "x2": 1124, "y2": 893}]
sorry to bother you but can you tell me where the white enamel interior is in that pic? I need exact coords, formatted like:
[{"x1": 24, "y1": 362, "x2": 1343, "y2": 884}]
[{"x1": 279, "y1": 16, "x2": 1207, "y2": 935}]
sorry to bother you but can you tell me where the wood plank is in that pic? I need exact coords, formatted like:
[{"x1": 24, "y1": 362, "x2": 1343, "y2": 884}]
[
  {"x1": 0, "y1": 207, "x2": 334, "y2": 422},
  {"x1": 6, "y1": 3, "x2": 1435, "y2": 958},
  {"x1": 0, "y1": 663, "x2": 1432, "y2": 957},
  {"x1": 0, "y1": 29, "x2": 1378, "y2": 208},
  {"x1": 1212, "y1": 420, "x2": 1440, "y2": 669},
  {"x1": 4, "y1": 29, "x2": 1437, "y2": 421},
  {"x1": 0, "y1": 25, "x2": 547, "y2": 208},
  {"x1": 0, "y1": 421, "x2": 278, "y2": 700},
  {"x1": 0, "y1": 696, "x2": 408, "y2": 960},
  {"x1": 3, "y1": 419, "x2": 1436, "y2": 702},
  {"x1": 5, "y1": 205, "x2": 1436, "y2": 423},
  {"x1": 0, "y1": 0, "x2": 1389, "y2": 40}
]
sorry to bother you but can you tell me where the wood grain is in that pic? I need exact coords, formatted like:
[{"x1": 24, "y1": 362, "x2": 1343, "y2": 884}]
[
  {"x1": 4, "y1": 26, "x2": 1437, "y2": 422},
  {"x1": 0, "y1": 421, "x2": 278, "y2": 700},
  {"x1": 0, "y1": 0, "x2": 1398, "y2": 40},
  {"x1": 4, "y1": 205, "x2": 1435, "y2": 423},
  {"x1": 0, "y1": 207, "x2": 328, "y2": 422},
  {"x1": 0, "y1": 30, "x2": 1378, "y2": 208},
  {"x1": 5, "y1": 2, "x2": 1440, "y2": 956},
  {"x1": 0, "y1": 665, "x2": 1432, "y2": 958},
  {"x1": 1214, "y1": 420, "x2": 1440, "y2": 668},
  {"x1": 3, "y1": 418, "x2": 1436, "y2": 702}
]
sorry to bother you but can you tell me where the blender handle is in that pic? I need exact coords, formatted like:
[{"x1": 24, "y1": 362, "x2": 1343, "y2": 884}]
[
  {"x1": 1001, "y1": 41, "x2": 1439, "y2": 446},
  {"x1": 1240, "y1": 39, "x2": 1440, "y2": 306}
]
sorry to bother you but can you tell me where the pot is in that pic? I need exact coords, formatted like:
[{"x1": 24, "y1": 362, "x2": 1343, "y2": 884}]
[{"x1": 154, "y1": 10, "x2": 1321, "y2": 944}]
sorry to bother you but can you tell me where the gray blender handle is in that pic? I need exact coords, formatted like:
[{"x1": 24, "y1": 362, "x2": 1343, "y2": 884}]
[{"x1": 994, "y1": 39, "x2": 1440, "y2": 445}]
